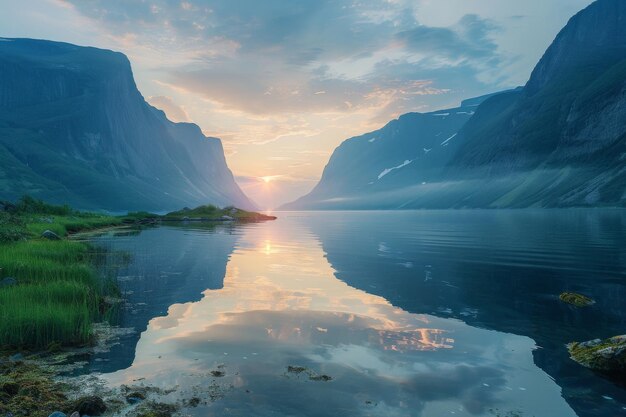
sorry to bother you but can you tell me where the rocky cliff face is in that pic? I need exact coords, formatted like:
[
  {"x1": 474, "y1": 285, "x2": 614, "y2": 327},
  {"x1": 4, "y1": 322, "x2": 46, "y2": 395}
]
[
  {"x1": 526, "y1": 0, "x2": 626, "y2": 95},
  {"x1": 448, "y1": 0, "x2": 626, "y2": 207},
  {"x1": 0, "y1": 38, "x2": 254, "y2": 211},
  {"x1": 285, "y1": 0, "x2": 626, "y2": 210}
]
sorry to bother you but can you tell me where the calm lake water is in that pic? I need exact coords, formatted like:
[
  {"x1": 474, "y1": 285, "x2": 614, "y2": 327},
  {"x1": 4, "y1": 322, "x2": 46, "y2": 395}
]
[{"x1": 87, "y1": 210, "x2": 626, "y2": 417}]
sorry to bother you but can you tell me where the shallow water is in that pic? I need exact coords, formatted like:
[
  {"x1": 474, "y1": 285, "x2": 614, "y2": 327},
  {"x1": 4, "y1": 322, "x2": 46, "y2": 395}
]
[{"x1": 88, "y1": 210, "x2": 626, "y2": 417}]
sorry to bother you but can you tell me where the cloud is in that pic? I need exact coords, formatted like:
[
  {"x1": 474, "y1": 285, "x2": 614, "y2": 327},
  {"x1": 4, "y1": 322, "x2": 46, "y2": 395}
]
[
  {"x1": 395, "y1": 14, "x2": 499, "y2": 62},
  {"x1": 147, "y1": 95, "x2": 190, "y2": 122},
  {"x1": 60, "y1": 0, "x2": 502, "y2": 117}
]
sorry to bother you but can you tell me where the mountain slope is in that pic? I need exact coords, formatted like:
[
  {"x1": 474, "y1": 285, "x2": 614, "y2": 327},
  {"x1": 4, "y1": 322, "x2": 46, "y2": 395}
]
[
  {"x1": 284, "y1": 0, "x2": 626, "y2": 210},
  {"x1": 447, "y1": 0, "x2": 626, "y2": 207},
  {"x1": 281, "y1": 93, "x2": 506, "y2": 210},
  {"x1": 0, "y1": 38, "x2": 254, "y2": 211}
]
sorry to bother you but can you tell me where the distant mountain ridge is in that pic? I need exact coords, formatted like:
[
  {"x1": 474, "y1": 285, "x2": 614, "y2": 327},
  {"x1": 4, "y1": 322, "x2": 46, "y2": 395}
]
[
  {"x1": 0, "y1": 38, "x2": 254, "y2": 211},
  {"x1": 282, "y1": 95, "x2": 498, "y2": 210},
  {"x1": 283, "y1": 0, "x2": 626, "y2": 210}
]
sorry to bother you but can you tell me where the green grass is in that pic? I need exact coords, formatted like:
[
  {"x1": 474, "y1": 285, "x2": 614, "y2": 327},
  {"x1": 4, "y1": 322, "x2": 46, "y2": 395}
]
[
  {"x1": 0, "y1": 282, "x2": 94, "y2": 347},
  {"x1": 164, "y1": 204, "x2": 276, "y2": 221},
  {"x1": 0, "y1": 196, "x2": 272, "y2": 349},
  {"x1": 0, "y1": 197, "x2": 121, "y2": 349}
]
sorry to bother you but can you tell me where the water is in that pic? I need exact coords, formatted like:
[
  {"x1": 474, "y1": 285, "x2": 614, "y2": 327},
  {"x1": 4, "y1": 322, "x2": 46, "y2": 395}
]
[{"x1": 87, "y1": 210, "x2": 626, "y2": 417}]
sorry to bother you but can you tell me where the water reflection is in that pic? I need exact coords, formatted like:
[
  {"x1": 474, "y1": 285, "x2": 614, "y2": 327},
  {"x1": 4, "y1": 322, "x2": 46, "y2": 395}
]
[
  {"x1": 94, "y1": 216, "x2": 578, "y2": 417},
  {"x1": 304, "y1": 210, "x2": 626, "y2": 416}
]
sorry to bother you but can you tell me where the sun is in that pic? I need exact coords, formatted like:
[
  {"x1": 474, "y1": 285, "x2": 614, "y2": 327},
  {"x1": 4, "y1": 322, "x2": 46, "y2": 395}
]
[{"x1": 261, "y1": 176, "x2": 277, "y2": 183}]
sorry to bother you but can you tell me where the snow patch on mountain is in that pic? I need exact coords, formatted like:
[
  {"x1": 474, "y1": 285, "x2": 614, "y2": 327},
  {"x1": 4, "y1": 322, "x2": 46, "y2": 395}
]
[{"x1": 378, "y1": 160, "x2": 413, "y2": 180}]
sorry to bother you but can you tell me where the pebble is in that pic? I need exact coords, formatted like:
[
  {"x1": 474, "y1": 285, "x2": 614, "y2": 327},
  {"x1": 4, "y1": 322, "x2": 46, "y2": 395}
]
[
  {"x1": 41, "y1": 230, "x2": 61, "y2": 240},
  {"x1": 0, "y1": 277, "x2": 17, "y2": 287}
]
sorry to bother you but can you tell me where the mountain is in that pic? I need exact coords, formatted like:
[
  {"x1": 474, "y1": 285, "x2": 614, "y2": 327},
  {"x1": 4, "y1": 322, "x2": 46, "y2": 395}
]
[
  {"x1": 283, "y1": 0, "x2": 626, "y2": 210},
  {"x1": 0, "y1": 38, "x2": 255, "y2": 212},
  {"x1": 281, "y1": 94, "x2": 500, "y2": 210}
]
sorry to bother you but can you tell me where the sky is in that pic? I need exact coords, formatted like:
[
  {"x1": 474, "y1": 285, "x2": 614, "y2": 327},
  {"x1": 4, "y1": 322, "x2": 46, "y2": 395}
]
[{"x1": 0, "y1": 0, "x2": 594, "y2": 209}]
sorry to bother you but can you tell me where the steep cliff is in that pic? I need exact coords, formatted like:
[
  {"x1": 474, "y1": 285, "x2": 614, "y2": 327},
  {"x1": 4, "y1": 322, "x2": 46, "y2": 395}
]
[
  {"x1": 448, "y1": 0, "x2": 626, "y2": 207},
  {"x1": 0, "y1": 38, "x2": 254, "y2": 211}
]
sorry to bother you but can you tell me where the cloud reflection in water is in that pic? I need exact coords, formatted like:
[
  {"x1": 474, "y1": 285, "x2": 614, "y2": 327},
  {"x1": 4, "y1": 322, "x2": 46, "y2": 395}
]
[{"x1": 101, "y1": 218, "x2": 576, "y2": 417}]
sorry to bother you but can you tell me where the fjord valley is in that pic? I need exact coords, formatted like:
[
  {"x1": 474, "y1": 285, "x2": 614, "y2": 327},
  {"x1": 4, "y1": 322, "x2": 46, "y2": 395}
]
[
  {"x1": 283, "y1": 0, "x2": 626, "y2": 210},
  {"x1": 1, "y1": 0, "x2": 626, "y2": 417}
]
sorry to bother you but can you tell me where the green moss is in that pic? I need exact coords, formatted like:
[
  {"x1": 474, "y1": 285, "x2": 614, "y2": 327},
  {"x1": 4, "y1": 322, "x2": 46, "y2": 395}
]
[
  {"x1": 136, "y1": 401, "x2": 179, "y2": 417},
  {"x1": 0, "y1": 361, "x2": 74, "y2": 417},
  {"x1": 559, "y1": 292, "x2": 595, "y2": 307},
  {"x1": 568, "y1": 335, "x2": 626, "y2": 374}
]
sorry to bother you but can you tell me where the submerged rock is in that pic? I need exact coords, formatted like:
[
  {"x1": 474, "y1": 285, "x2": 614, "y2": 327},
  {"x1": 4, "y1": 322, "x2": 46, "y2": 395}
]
[
  {"x1": 568, "y1": 335, "x2": 626, "y2": 374},
  {"x1": 48, "y1": 413, "x2": 66, "y2": 417},
  {"x1": 136, "y1": 402, "x2": 178, "y2": 417},
  {"x1": 41, "y1": 230, "x2": 61, "y2": 240},
  {"x1": 74, "y1": 396, "x2": 107, "y2": 416},
  {"x1": 309, "y1": 374, "x2": 333, "y2": 382},
  {"x1": 559, "y1": 292, "x2": 595, "y2": 307},
  {"x1": 126, "y1": 391, "x2": 146, "y2": 404},
  {"x1": 287, "y1": 365, "x2": 307, "y2": 374}
]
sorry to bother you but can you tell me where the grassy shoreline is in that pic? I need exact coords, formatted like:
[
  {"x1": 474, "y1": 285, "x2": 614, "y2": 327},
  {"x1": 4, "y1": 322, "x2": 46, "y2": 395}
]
[
  {"x1": 0, "y1": 198, "x2": 122, "y2": 349},
  {"x1": 0, "y1": 197, "x2": 276, "y2": 416},
  {"x1": 0, "y1": 197, "x2": 275, "y2": 350}
]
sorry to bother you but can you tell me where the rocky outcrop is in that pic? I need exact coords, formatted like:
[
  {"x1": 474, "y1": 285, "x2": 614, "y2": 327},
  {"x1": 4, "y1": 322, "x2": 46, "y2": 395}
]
[{"x1": 568, "y1": 335, "x2": 626, "y2": 374}]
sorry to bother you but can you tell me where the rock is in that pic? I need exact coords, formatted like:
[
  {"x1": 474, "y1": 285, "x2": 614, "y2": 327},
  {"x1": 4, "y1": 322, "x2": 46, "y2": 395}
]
[
  {"x1": 39, "y1": 217, "x2": 54, "y2": 223},
  {"x1": 41, "y1": 230, "x2": 61, "y2": 240},
  {"x1": 69, "y1": 412, "x2": 79, "y2": 417},
  {"x1": 568, "y1": 335, "x2": 626, "y2": 374},
  {"x1": 126, "y1": 391, "x2": 146, "y2": 404},
  {"x1": 0, "y1": 201, "x2": 16, "y2": 212},
  {"x1": 221, "y1": 215, "x2": 234, "y2": 221},
  {"x1": 309, "y1": 374, "x2": 333, "y2": 382},
  {"x1": 136, "y1": 402, "x2": 177, "y2": 417},
  {"x1": 74, "y1": 396, "x2": 107, "y2": 416},
  {"x1": 210, "y1": 370, "x2": 225, "y2": 377},
  {"x1": 0, "y1": 277, "x2": 17, "y2": 287},
  {"x1": 0, "y1": 381, "x2": 19, "y2": 396},
  {"x1": 48, "y1": 413, "x2": 66, "y2": 417},
  {"x1": 287, "y1": 365, "x2": 307, "y2": 374},
  {"x1": 186, "y1": 397, "x2": 201, "y2": 407},
  {"x1": 9, "y1": 353, "x2": 23, "y2": 362},
  {"x1": 559, "y1": 292, "x2": 595, "y2": 307}
]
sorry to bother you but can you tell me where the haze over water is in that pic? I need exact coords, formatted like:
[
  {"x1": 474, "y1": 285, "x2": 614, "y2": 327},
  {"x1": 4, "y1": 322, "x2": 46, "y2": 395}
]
[{"x1": 89, "y1": 210, "x2": 626, "y2": 417}]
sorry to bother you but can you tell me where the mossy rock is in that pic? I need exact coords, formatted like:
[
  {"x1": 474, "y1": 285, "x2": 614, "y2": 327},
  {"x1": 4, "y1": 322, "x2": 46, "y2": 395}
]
[
  {"x1": 568, "y1": 335, "x2": 626, "y2": 374},
  {"x1": 136, "y1": 402, "x2": 178, "y2": 417},
  {"x1": 0, "y1": 361, "x2": 71, "y2": 417},
  {"x1": 559, "y1": 292, "x2": 595, "y2": 307}
]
